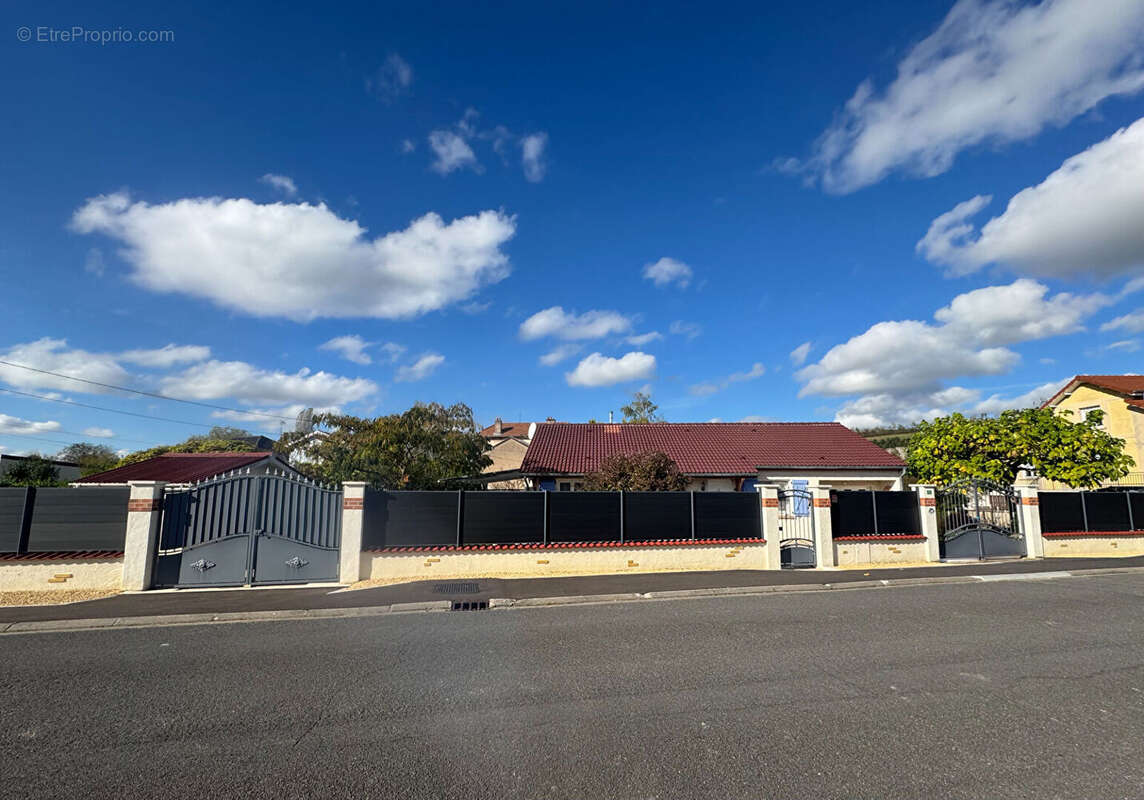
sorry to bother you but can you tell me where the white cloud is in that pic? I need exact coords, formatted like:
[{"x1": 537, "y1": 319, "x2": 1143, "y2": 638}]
[
  {"x1": 669, "y1": 320, "x2": 702, "y2": 339},
  {"x1": 519, "y1": 307, "x2": 633, "y2": 341},
  {"x1": 428, "y1": 130, "x2": 479, "y2": 175},
  {"x1": 0, "y1": 414, "x2": 61, "y2": 435},
  {"x1": 71, "y1": 192, "x2": 515, "y2": 322},
  {"x1": 798, "y1": 280, "x2": 1110, "y2": 427},
  {"x1": 521, "y1": 132, "x2": 548, "y2": 182},
  {"x1": 1106, "y1": 339, "x2": 1141, "y2": 352},
  {"x1": 0, "y1": 338, "x2": 131, "y2": 393},
  {"x1": 625, "y1": 331, "x2": 663, "y2": 346},
  {"x1": 119, "y1": 344, "x2": 211, "y2": 368},
  {"x1": 566, "y1": 351, "x2": 656, "y2": 388},
  {"x1": 378, "y1": 342, "x2": 406, "y2": 363},
  {"x1": 1102, "y1": 309, "x2": 1144, "y2": 334},
  {"x1": 539, "y1": 343, "x2": 582, "y2": 366},
  {"x1": 320, "y1": 335, "x2": 373, "y2": 365},
  {"x1": 82, "y1": 427, "x2": 115, "y2": 438},
  {"x1": 84, "y1": 247, "x2": 105, "y2": 276},
  {"x1": 367, "y1": 53, "x2": 413, "y2": 102},
  {"x1": 689, "y1": 362, "x2": 765, "y2": 396},
  {"x1": 159, "y1": 360, "x2": 377, "y2": 407},
  {"x1": 971, "y1": 381, "x2": 1064, "y2": 416},
  {"x1": 642, "y1": 257, "x2": 693, "y2": 289},
  {"x1": 789, "y1": 342, "x2": 812, "y2": 366},
  {"x1": 796, "y1": 0, "x2": 1144, "y2": 192},
  {"x1": 400, "y1": 139, "x2": 416, "y2": 154},
  {"x1": 919, "y1": 118, "x2": 1144, "y2": 278},
  {"x1": 395, "y1": 353, "x2": 445, "y2": 382},
  {"x1": 210, "y1": 404, "x2": 331, "y2": 434},
  {"x1": 259, "y1": 173, "x2": 297, "y2": 196}
]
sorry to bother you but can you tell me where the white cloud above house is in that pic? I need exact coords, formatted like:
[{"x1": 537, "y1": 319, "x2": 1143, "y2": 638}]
[
  {"x1": 0, "y1": 338, "x2": 132, "y2": 393},
  {"x1": 642, "y1": 257, "x2": 693, "y2": 288},
  {"x1": 1102, "y1": 309, "x2": 1144, "y2": 334},
  {"x1": 669, "y1": 320, "x2": 702, "y2": 339},
  {"x1": 320, "y1": 335, "x2": 373, "y2": 365},
  {"x1": 428, "y1": 130, "x2": 480, "y2": 175},
  {"x1": 258, "y1": 173, "x2": 297, "y2": 196},
  {"x1": 119, "y1": 344, "x2": 211, "y2": 368},
  {"x1": 0, "y1": 413, "x2": 61, "y2": 435},
  {"x1": 519, "y1": 307, "x2": 633, "y2": 341},
  {"x1": 689, "y1": 363, "x2": 765, "y2": 397},
  {"x1": 565, "y1": 351, "x2": 656, "y2": 387},
  {"x1": 789, "y1": 342, "x2": 812, "y2": 366},
  {"x1": 70, "y1": 192, "x2": 516, "y2": 322},
  {"x1": 797, "y1": 279, "x2": 1111, "y2": 427},
  {"x1": 521, "y1": 132, "x2": 548, "y2": 182},
  {"x1": 159, "y1": 360, "x2": 378, "y2": 407},
  {"x1": 919, "y1": 117, "x2": 1144, "y2": 279},
  {"x1": 366, "y1": 53, "x2": 413, "y2": 102},
  {"x1": 538, "y1": 343, "x2": 582, "y2": 366},
  {"x1": 625, "y1": 331, "x2": 663, "y2": 346},
  {"x1": 793, "y1": 0, "x2": 1144, "y2": 193},
  {"x1": 83, "y1": 426, "x2": 115, "y2": 438},
  {"x1": 395, "y1": 353, "x2": 445, "y2": 382}
]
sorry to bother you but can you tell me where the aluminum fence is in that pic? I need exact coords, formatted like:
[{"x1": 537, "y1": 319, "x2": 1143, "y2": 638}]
[
  {"x1": 830, "y1": 490, "x2": 922, "y2": 538},
  {"x1": 361, "y1": 489, "x2": 762, "y2": 549},
  {"x1": 0, "y1": 487, "x2": 129, "y2": 553},
  {"x1": 1039, "y1": 490, "x2": 1143, "y2": 533}
]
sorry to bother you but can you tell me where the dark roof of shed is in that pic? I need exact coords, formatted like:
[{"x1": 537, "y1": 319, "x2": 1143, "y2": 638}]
[{"x1": 75, "y1": 452, "x2": 275, "y2": 484}]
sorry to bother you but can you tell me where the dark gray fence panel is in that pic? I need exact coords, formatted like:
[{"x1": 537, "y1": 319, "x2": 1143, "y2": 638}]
[
  {"x1": 463, "y1": 492, "x2": 544, "y2": 545},
  {"x1": 693, "y1": 493, "x2": 760, "y2": 539},
  {"x1": 1039, "y1": 492, "x2": 1087, "y2": 533},
  {"x1": 0, "y1": 488, "x2": 29, "y2": 552},
  {"x1": 362, "y1": 490, "x2": 457, "y2": 548},
  {"x1": 25, "y1": 487, "x2": 129, "y2": 552},
  {"x1": 624, "y1": 492, "x2": 691, "y2": 541},
  {"x1": 872, "y1": 491, "x2": 921, "y2": 534},
  {"x1": 1082, "y1": 491, "x2": 1132, "y2": 531},
  {"x1": 548, "y1": 491, "x2": 621, "y2": 543},
  {"x1": 831, "y1": 491, "x2": 876, "y2": 537},
  {"x1": 1133, "y1": 494, "x2": 1144, "y2": 530}
]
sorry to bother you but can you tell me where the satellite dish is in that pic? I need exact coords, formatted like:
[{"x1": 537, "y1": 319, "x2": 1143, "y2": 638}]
[{"x1": 295, "y1": 407, "x2": 314, "y2": 433}]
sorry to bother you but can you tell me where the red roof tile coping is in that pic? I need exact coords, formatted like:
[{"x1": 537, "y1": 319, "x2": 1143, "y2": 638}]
[
  {"x1": 75, "y1": 452, "x2": 275, "y2": 484},
  {"x1": 365, "y1": 538, "x2": 765, "y2": 553},
  {"x1": 520, "y1": 422, "x2": 904, "y2": 476}
]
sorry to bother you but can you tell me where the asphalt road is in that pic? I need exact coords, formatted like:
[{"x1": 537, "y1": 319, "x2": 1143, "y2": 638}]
[{"x1": 3, "y1": 575, "x2": 1144, "y2": 799}]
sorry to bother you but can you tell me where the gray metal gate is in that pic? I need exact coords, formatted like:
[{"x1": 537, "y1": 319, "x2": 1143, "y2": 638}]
[
  {"x1": 153, "y1": 472, "x2": 342, "y2": 588},
  {"x1": 778, "y1": 487, "x2": 816, "y2": 568},
  {"x1": 937, "y1": 479, "x2": 1023, "y2": 560}
]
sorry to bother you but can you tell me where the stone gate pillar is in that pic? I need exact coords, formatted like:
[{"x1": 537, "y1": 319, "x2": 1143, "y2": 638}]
[
  {"x1": 339, "y1": 482, "x2": 368, "y2": 584},
  {"x1": 757, "y1": 485, "x2": 782, "y2": 570},
  {"x1": 811, "y1": 486, "x2": 835, "y2": 568},
  {"x1": 122, "y1": 481, "x2": 165, "y2": 591},
  {"x1": 1015, "y1": 485, "x2": 1044, "y2": 558},
  {"x1": 912, "y1": 485, "x2": 941, "y2": 562}
]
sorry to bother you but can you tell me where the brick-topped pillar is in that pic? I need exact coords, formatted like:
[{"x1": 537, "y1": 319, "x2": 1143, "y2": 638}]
[
  {"x1": 811, "y1": 486, "x2": 835, "y2": 568},
  {"x1": 912, "y1": 485, "x2": 941, "y2": 562},
  {"x1": 758, "y1": 485, "x2": 782, "y2": 570},
  {"x1": 122, "y1": 481, "x2": 165, "y2": 591},
  {"x1": 1015, "y1": 486, "x2": 1044, "y2": 558},
  {"x1": 339, "y1": 482, "x2": 368, "y2": 584}
]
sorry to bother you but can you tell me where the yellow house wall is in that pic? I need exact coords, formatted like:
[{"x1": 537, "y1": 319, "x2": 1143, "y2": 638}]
[
  {"x1": 1051, "y1": 385, "x2": 1143, "y2": 471},
  {"x1": 0, "y1": 558, "x2": 123, "y2": 591}
]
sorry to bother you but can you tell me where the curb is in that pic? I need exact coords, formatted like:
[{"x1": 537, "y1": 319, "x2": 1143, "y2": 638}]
[{"x1": 3, "y1": 565, "x2": 1142, "y2": 635}]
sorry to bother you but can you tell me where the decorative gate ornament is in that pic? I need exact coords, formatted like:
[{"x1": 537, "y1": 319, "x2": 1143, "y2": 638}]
[
  {"x1": 284, "y1": 556, "x2": 310, "y2": 569},
  {"x1": 189, "y1": 559, "x2": 216, "y2": 573}
]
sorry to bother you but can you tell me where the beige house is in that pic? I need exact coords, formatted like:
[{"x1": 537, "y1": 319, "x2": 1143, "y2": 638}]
[
  {"x1": 479, "y1": 419, "x2": 539, "y2": 489},
  {"x1": 1041, "y1": 375, "x2": 1144, "y2": 484}
]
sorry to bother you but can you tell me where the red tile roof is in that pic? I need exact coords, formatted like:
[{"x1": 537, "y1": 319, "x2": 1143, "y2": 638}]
[
  {"x1": 75, "y1": 452, "x2": 276, "y2": 484},
  {"x1": 1042, "y1": 375, "x2": 1144, "y2": 410},
  {"x1": 520, "y1": 422, "x2": 904, "y2": 475},
  {"x1": 479, "y1": 421, "x2": 533, "y2": 438}
]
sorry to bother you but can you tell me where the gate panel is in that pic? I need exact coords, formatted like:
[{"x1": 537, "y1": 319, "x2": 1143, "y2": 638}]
[
  {"x1": 252, "y1": 535, "x2": 339, "y2": 585},
  {"x1": 778, "y1": 488, "x2": 815, "y2": 568},
  {"x1": 936, "y1": 480, "x2": 1023, "y2": 560}
]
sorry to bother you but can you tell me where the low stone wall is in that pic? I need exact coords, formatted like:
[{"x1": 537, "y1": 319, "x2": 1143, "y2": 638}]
[
  {"x1": 360, "y1": 540, "x2": 767, "y2": 583},
  {"x1": 833, "y1": 537, "x2": 928, "y2": 567},
  {"x1": 0, "y1": 554, "x2": 124, "y2": 591},
  {"x1": 1042, "y1": 532, "x2": 1144, "y2": 558}
]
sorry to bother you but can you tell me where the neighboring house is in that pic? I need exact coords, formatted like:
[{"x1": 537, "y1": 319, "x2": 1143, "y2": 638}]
[
  {"x1": 0, "y1": 453, "x2": 82, "y2": 483},
  {"x1": 479, "y1": 418, "x2": 539, "y2": 489},
  {"x1": 1042, "y1": 374, "x2": 1144, "y2": 479},
  {"x1": 519, "y1": 422, "x2": 906, "y2": 491},
  {"x1": 73, "y1": 451, "x2": 303, "y2": 487}
]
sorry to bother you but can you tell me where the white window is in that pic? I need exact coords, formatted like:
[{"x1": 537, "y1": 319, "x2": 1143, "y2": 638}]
[{"x1": 1078, "y1": 405, "x2": 1103, "y2": 427}]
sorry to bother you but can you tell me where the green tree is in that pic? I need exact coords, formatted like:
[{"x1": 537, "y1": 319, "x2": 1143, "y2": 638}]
[
  {"x1": 907, "y1": 409, "x2": 1135, "y2": 487},
  {"x1": 276, "y1": 402, "x2": 491, "y2": 489},
  {"x1": 207, "y1": 425, "x2": 252, "y2": 440},
  {"x1": 116, "y1": 435, "x2": 256, "y2": 467},
  {"x1": 621, "y1": 391, "x2": 662, "y2": 423},
  {"x1": 582, "y1": 451, "x2": 689, "y2": 491},
  {"x1": 0, "y1": 454, "x2": 62, "y2": 487},
  {"x1": 57, "y1": 442, "x2": 119, "y2": 476}
]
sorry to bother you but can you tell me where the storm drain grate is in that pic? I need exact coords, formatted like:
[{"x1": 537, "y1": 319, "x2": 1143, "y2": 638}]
[
  {"x1": 451, "y1": 601, "x2": 488, "y2": 611},
  {"x1": 434, "y1": 582, "x2": 481, "y2": 595}
]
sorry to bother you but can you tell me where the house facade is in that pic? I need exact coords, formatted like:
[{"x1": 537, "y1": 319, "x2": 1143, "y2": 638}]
[
  {"x1": 1042, "y1": 374, "x2": 1144, "y2": 479},
  {"x1": 519, "y1": 422, "x2": 906, "y2": 491},
  {"x1": 479, "y1": 419, "x2": 539, "y2": 489}
]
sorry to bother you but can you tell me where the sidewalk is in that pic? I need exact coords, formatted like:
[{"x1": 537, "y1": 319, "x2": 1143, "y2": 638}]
[{"x1": 3, "y1": 555, "x2": 1144, "y2": 625}]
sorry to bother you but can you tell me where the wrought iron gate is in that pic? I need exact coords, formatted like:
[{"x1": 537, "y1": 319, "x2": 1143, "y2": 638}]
[
  {"x1": 936, "y1": 479, "x2": 1023, "y2": 560},
  {"x1": 153, "y1": 472, "x2": 342, "y2": 588},
  {"x1": 778, "y1": 487, "x2": 816, "y2": 568}
]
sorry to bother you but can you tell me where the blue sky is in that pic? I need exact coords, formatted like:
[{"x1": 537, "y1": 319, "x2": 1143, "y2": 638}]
[{"x1": 3, "y1": 0, "x2": 1144, "y2": 456}]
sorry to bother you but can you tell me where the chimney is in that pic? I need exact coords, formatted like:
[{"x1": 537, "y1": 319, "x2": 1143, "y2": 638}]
[
  {"x1": 494, "y1": 417, "x2": 503, "y2": 435},
  {"x1": 608, "y1": 410, "x2": 614, "y2": 423},
  {"x1": 546, "y1": 416, "x2": 556, "y2": 423}
]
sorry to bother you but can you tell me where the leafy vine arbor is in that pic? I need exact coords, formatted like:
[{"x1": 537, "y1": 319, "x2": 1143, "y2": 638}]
[{"x1": 907, "y1": 409, "x2": 1135, "y2": 560}]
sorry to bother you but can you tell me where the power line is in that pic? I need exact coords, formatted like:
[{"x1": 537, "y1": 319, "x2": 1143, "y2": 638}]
[
  {"x1": 0, "y1": 360, "x2": 296, "y2": 422},
  {"x1": 1, "y1": 387, "x2": 218, "y2": 429},
  {"x1": 0, "y1": 431, "x2": 87, "y2": 449}
]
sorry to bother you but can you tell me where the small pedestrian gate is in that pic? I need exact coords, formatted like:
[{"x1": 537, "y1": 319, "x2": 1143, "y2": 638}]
[
  {"x1": 778, "y1": 487, "x2": 816, "y2": 568},
  {"x1": 936, "y1": 479, "x2": 1024, "y2": 560},
  {"x1": 153, "y1": 472, "x2": 342, "y2": 588}
]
